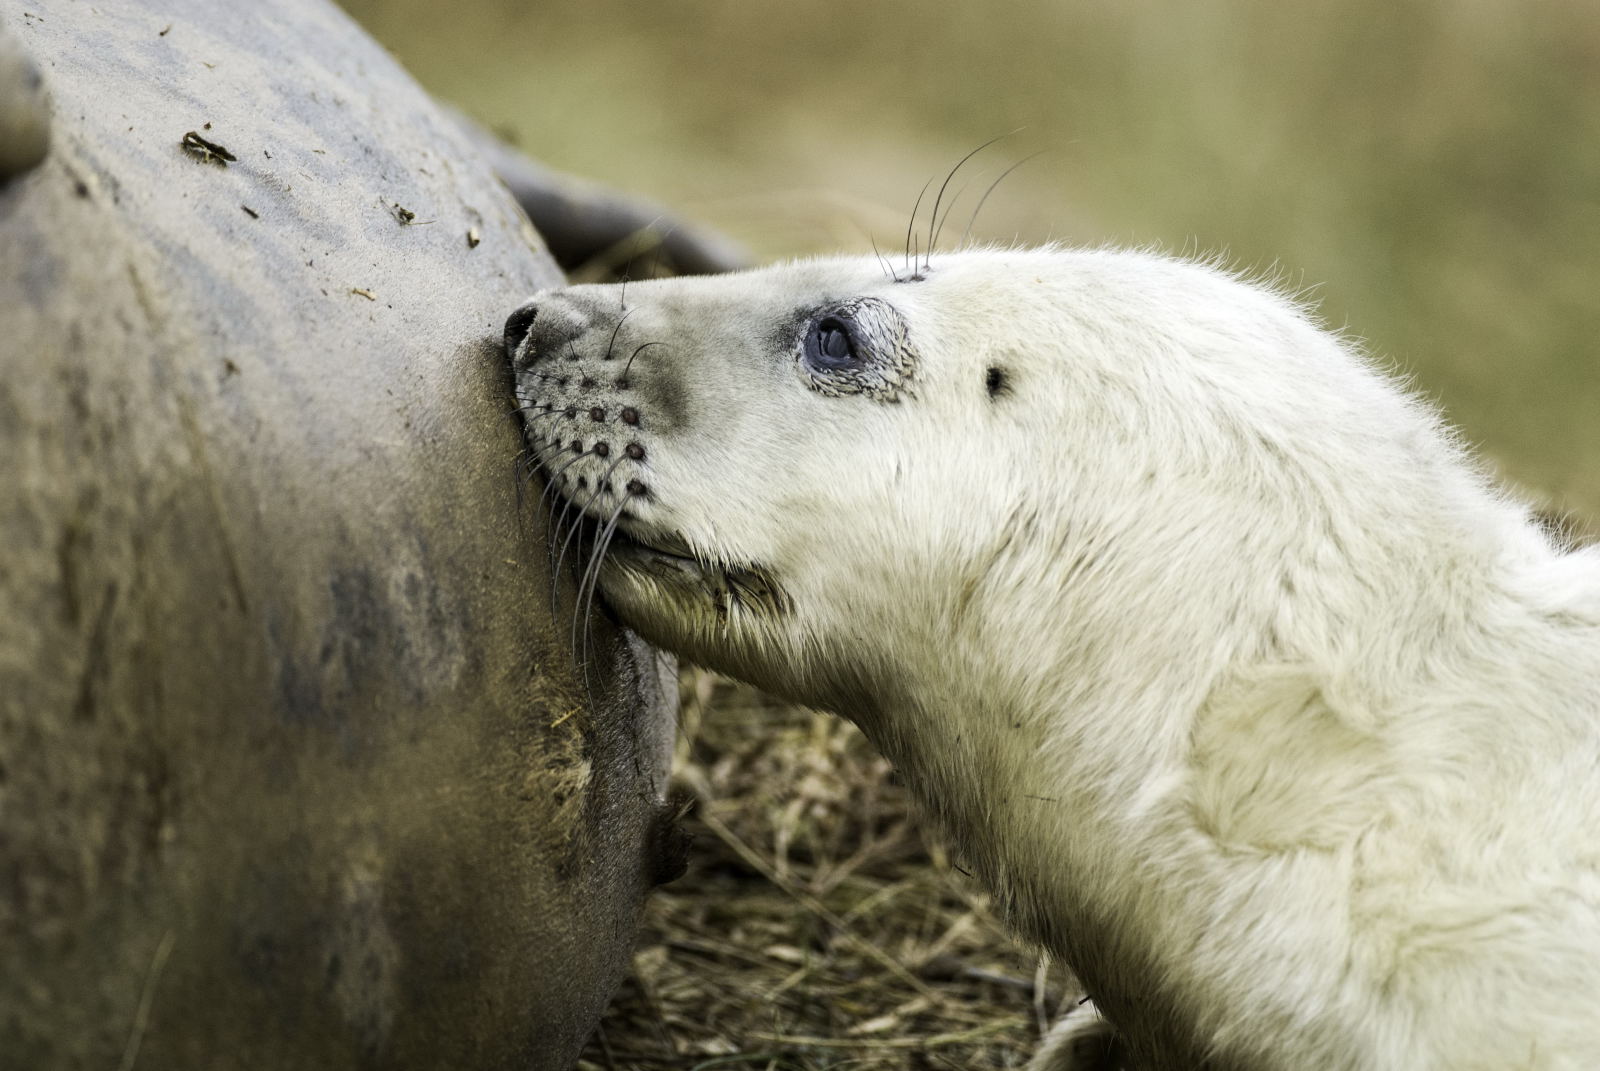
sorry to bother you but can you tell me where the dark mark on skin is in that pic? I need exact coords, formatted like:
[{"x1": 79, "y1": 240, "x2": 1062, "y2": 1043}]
[
  {"x1": 392, "y1": 203, "x2": 435, "y2": 226},
  {"x1": 181, "y1": 130, "x2": 236, "y2": 166}
]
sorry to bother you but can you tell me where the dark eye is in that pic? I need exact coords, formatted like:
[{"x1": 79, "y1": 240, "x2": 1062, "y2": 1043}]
[
  {"x1": 804, "y1": 315, "x2": 860, "y2": 371},
  {"x1": 820, "y1": 323, "x2": 851, "y2": 361}
]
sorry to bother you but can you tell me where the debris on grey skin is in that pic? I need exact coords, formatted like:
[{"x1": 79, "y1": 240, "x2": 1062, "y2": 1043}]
[
  {"x1": 391, "y1": 202, "x2": 436, "y2": 226},
  {"x1": 0, "y1": 15, "x2": 51, "y2": 180},
  {"x1": 181, "y1": 129, "x2": 237, "y2": 166}
]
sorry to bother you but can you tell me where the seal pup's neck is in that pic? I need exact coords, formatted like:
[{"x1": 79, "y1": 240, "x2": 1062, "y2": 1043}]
[{"x1": 834, "y1": 442, "x2": 1599, "y2": 1067}]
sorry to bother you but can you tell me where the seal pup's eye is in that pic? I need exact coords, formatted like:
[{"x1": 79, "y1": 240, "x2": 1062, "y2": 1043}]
[
  {"x1": 794, "y1": 298, "x2": 914, "y2": 399},
  {"x1": 804, "y1": 316, "x2": 861, "y2": 372}
]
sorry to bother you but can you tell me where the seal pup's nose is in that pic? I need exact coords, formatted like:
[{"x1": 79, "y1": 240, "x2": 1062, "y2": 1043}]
[
  {"x1": 504, "y1": 294, "x2": 593, "y2": 367},
  {"x1": 503, "y1": 302, "x2": 540, "y2": 363}
]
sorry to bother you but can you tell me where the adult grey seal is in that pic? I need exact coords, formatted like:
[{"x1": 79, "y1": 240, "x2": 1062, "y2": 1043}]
[
  {"x1": 506, "y1": 248, "x2": 1600, "y2": 1069},
  {"x1": 0, "y1": 0, "x2": 682, "y2": 1067}
]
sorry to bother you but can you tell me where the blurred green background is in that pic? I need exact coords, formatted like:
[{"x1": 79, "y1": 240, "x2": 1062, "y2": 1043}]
[{"x1": 344, "y1": 0, "x2": 1598, "y2": 520}]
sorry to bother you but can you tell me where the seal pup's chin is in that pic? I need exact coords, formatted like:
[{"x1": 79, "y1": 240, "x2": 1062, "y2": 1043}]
[
  {"x1": 578, "y1": 517, "x2": 795, "y2": 693},
  {"x1": 566, "y1": 509, "x2": 790, "y2": 633}
]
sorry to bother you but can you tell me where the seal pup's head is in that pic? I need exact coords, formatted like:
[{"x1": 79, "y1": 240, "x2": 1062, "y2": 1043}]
[
  {"x1": 506, "y1": 251, "x2": 1100, "y2": 714},
  {"x1": 504, "y1": 248, "x2": 1529, "y2": 728}
]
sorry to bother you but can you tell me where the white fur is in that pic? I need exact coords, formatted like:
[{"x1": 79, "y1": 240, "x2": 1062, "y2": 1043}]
[{"x1": 515, "y1": 249, "x2": 1600, "y2": 1069}]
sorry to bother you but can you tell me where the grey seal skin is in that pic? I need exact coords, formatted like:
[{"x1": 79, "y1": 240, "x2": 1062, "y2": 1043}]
[{"x1": 0, "y1": 1, "x2": 677, "y2": 1068}]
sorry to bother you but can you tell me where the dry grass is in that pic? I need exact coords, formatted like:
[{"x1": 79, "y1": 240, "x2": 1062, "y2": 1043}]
[{"x1": 579, "y1": 671, "x2": 1081, "y2": 1070}]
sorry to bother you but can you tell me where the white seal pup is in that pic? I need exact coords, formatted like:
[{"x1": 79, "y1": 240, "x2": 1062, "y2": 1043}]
[{"x1": 504, "y1": 248, "x2": 1600, "y2": 1070}]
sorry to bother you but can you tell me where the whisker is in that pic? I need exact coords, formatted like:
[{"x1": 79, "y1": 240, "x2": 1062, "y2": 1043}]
[
  {"x1": 904, "y1": 176, "x2": 934, "y2": 278},
  {"x1": 511, "y1": 448, "x2": 534, "y2": 510},
  {"x1": 869, "y1": 234, "x2": 897, "y2": 282},
  {"x1": 617, "y1": 216, "x2": 664, "y2": 308},
  {"x1": 622, "y1": 341, "x2": 663, "y2": 381},
  {"x1": 547, "y1": 488, "x2": 579, "y2": 621},
  {"x1": 552, "y1": 456, "x2": 627, "y2": 608},
  {"x1": 538, "y1": 449, "x2": 595, "y2": 514},
  {"x1": 930, "y1": 179, "x2": 972, "y2": 259},
  {"x1": 521, "y1": 446, "x2": 550, "y2": 480},
  {"x1": 510, "y1": 406, "x2": 566, "y2": 423},
  {"x1": 647, "y1": 221, "x2": 677, "y2": 279},
  {"x1": 925, "y1": 130, "x2": 1015, "y2": 271},
  {"x1": 604, "y1": 309, "x2": 635, "y2": 361},
  {"x1": 961, "y1": 149, "x2": 1046, "y2": 250},
  {"x1": 574, "y1": 496, "x2": 629, "y2": 693},
  {"x1": 589, "y1": 456, "x2": 628, "y2": 504},
  {"x1": 543, "y1": 448, "x2": 603, "y2": 614}
]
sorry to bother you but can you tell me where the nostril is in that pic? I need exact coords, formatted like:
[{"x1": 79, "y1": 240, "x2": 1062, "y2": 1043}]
[{"x1": 504, "y1": 304, "x2": 539, "y2": 362}]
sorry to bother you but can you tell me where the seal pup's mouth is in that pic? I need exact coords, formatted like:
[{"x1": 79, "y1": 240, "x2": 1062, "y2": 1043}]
[
  {"x1": 608, "y1": 528, "x2": 787, "y2": 616},
  {"x1": 604, "y1": 519, "x2": 709, "y2": 580},
  {"x1": 544, "y1": 485, "x2": 791, "y2": 624}
]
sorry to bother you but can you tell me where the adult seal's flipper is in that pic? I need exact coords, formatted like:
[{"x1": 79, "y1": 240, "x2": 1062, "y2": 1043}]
[{"x1": 449, "y1": 106, "x2": 749, "y2": 280}]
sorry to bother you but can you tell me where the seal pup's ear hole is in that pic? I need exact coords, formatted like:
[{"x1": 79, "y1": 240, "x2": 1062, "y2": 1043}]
[{"x1": 985, "y1": 366, "x2": 1010, "y2": 398}]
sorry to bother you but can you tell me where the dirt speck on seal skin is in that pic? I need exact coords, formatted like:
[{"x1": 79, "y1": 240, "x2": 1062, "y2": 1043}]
[
  {"x1": 391, "y1": 201, "x2": 435, "y2": 226},
  {"x1": 180, "y1": 130, "x2": 237, "y2": 166}
]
